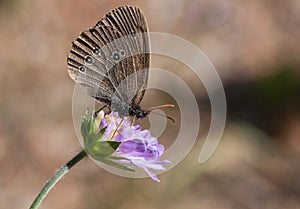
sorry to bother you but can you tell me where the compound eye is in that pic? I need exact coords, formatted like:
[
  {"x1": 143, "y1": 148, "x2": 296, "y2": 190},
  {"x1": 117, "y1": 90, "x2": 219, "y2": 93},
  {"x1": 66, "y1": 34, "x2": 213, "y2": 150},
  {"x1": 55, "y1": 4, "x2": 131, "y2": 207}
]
[{"x1": 137, "y1": 112, "x2": 144, "y2": 118}]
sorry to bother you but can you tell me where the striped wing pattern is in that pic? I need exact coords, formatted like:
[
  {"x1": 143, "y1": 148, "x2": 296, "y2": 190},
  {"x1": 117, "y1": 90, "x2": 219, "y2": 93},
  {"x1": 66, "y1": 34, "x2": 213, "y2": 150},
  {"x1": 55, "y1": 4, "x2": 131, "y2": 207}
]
[{"x1": 67, "y1": 6, "x2": 150, "y2": 107}]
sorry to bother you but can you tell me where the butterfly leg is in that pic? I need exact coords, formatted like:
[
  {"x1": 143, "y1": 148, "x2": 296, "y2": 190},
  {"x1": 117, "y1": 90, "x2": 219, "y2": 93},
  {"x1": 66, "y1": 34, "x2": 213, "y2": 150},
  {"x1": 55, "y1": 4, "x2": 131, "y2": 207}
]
[
  {"x1": 112, "y1": 118, "x2": 124, "y2": 138},
  {"x1": 131, "y1": 116, "x2": 136, "y2": 126}
]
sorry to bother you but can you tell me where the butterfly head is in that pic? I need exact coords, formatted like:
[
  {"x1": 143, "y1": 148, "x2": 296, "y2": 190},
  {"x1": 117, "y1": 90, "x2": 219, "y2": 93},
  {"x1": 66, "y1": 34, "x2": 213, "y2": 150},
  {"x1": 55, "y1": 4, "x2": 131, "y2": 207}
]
[{"x1": 129, "y1": 104, "x2": 149, "y2": 119}]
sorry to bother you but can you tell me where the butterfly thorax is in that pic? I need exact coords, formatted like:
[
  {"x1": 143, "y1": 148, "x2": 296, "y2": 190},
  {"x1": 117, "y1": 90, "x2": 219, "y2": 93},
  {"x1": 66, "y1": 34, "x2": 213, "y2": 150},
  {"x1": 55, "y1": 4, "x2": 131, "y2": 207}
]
[
  {"x1": 111, "y1": 103, "x2": 148, "y2": 119},
  {"x1": 129, "y1": 104, "x2": 149, "y2": 119}
]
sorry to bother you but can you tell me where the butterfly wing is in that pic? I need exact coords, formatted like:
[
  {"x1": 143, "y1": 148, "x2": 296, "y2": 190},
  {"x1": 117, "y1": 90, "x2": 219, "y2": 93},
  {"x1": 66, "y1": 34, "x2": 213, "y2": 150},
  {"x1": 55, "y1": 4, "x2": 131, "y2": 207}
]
[
  {"x1": 67, "y1": 6, "x2": 150, "y2": 108},
  {"x1": 97, "y1": 6, "x2": 150, "y2": 105}
]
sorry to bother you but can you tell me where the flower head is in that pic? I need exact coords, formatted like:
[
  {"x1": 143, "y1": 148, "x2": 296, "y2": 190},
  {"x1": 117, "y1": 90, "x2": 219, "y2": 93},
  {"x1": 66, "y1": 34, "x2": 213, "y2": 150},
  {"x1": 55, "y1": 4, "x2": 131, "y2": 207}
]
[{"x1": 81, "y1": 110, "x2": 170, "y2": 182}]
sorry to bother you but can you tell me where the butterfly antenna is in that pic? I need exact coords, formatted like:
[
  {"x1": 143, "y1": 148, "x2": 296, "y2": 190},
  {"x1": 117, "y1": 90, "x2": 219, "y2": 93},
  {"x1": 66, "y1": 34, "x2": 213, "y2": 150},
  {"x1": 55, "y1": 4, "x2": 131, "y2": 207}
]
[
  {"x1": 145, "y1": 104, "x2": 175, "y2": 111},
  {"x1": 149, "y1": 111, "x2": 175, "y2": 123}
]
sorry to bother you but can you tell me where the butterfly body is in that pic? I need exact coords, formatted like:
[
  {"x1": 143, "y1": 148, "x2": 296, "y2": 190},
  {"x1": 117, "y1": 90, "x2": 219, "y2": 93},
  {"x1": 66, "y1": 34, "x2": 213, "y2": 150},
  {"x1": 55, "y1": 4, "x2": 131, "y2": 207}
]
[
  {"x1": 128, "y1": 104, "x2": 149, "y2": 119},
  {"x1": 67, "y1": 6, "x2": 150, "y2": 118},
  {"x1": 106, "y1": 101, "x2": 148, "y2": 119}
]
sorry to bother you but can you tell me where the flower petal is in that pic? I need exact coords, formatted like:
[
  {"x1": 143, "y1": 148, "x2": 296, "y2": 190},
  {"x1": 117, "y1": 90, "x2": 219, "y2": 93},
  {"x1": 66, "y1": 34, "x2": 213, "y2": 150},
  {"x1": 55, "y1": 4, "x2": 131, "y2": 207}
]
[{"x1": 132, "y1": 161, "x2": 160, "y2": 182}]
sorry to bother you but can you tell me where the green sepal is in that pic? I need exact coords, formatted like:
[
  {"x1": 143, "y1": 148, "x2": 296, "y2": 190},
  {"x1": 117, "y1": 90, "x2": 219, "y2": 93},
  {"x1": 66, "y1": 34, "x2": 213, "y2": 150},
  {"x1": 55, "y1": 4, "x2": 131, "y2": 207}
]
[
  {"x1": 81, "y1": 110, "x2": 90, "y2": 139},
  {"x1": 98, "y1": 157, "x2": 135, "y2": 172},
  {"x1": 99, "y1": 127, "x2": 106, "y2": 136},
  {"x1": 81, "y1": 110, "x2": 99, "y2": 137},
  {"x1": 85, "y1": 141, "x2": 121, "y2": 158},
  {"x1": 81, "y1": 109, "x2": 134, "y2": 172},
  {"x1": 107, "y1": 155, "x2": 130, "y2": 160},
  {"x1": 81, "y1": 110, "x2": 107, "y2": 148},
  {"x1": 96, "y1": 127, "x2": 106, "y2": 141}
]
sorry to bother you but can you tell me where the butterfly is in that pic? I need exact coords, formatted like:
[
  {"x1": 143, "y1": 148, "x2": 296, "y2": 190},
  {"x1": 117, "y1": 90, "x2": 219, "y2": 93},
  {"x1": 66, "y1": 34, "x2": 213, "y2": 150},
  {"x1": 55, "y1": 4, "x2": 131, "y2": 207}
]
[{"x1": 67, "y1": 6, "x2": 150, "y2": 119}]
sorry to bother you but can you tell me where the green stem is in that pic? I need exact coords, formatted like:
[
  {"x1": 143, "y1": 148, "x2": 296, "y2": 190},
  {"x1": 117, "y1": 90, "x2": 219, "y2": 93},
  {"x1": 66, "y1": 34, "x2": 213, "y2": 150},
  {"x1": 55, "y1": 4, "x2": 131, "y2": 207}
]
[{"x1": 29, "y1": 149, "x2": 87, "y2": 209}]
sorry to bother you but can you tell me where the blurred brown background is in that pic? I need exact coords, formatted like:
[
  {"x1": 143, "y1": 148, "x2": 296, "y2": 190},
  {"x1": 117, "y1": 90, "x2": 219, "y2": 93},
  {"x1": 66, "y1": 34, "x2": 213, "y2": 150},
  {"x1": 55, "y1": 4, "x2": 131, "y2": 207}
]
[{"x1": 1, "y1": 0, "x2": 300, "y2": 208}]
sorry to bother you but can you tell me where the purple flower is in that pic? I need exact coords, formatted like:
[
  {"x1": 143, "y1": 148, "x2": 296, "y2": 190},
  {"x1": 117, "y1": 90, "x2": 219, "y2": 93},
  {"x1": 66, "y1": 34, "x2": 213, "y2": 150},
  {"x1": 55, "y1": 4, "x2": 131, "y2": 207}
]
[
  {"x1": 114, "y1": 125, "x2": 170, "y2": 182},
  {"x1": 82, "y1": 110, "x2": 170, "y2": 182}
]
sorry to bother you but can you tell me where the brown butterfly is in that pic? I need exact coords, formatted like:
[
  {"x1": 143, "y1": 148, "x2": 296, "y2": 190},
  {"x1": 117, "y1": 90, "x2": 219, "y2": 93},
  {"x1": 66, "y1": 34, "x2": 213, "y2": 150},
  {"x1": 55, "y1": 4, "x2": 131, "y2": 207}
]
[{"x1": 67, "y1": 6, "x2": 150, "y2": 118}]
